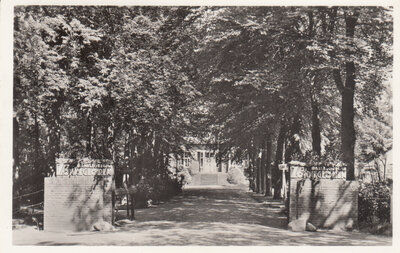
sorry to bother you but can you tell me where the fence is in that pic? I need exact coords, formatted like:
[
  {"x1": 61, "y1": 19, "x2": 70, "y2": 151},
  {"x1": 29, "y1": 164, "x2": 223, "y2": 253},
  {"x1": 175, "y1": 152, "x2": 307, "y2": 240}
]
[{"x1": 13, "y1": 187, "x2": 44, "y2": 215}]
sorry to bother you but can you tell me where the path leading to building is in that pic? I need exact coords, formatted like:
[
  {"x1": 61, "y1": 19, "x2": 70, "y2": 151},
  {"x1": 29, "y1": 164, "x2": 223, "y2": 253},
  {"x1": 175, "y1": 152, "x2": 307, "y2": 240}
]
[{"x1": 13, "y1": 185, "x2": 391, "y2": 246}]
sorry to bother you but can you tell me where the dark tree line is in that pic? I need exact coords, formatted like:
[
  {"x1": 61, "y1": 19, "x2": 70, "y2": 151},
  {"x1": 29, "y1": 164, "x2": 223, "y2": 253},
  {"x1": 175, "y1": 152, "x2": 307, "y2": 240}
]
[
  {"x1": 13, "y1": 6, "x2": 392, "y2": 206},
  {"x1": 189, "y1": 6, "x2": 392, "y2": 196}
]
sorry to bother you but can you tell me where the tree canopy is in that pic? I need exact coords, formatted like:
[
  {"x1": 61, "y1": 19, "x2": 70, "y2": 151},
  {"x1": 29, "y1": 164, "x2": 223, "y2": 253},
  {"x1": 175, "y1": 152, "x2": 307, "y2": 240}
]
[{"x1": 13, "y1": 6, "x2": 392, "y2": 201}]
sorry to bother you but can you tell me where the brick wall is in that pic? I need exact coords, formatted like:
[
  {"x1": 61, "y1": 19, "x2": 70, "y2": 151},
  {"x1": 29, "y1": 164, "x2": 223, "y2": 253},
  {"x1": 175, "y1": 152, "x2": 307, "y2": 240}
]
[
  {"x1": 289, "y1": 178, "x2": 358, "y2": 229},
  {"x1": 44, "y1": 175, "x2": 113, "y2": 231}
]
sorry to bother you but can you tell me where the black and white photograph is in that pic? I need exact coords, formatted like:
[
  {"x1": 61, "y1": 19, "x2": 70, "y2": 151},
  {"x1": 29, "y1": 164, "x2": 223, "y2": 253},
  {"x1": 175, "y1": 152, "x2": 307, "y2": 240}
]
[{"x1": 0, "y1": 0, "x2": 397, "y2": 249}]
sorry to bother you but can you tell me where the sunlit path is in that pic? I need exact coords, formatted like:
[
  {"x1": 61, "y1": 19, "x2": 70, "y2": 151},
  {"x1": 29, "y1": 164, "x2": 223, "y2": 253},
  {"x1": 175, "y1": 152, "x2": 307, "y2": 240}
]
[{"x1": 13, "y1": 185, "x2": 391, "y2": 246}]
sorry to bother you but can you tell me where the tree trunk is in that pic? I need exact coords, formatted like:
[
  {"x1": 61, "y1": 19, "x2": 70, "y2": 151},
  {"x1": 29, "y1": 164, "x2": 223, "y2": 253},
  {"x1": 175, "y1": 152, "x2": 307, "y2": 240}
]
[
  {"x1": 333, "y1": 12, "x2": 359, "y2": 180},
  {"x1": 382, "y1": 157, "x2": 387, "y2": 180},
  {"x1": 273, "y1": 122, "x2": 286, "y2": 199},
  {"x1": 13, "y1": 116, "x2": 20, "y2": 181},
  {"x1": 129, "y1": 129, "x2": 140, "y2": 184},
  {"x1": 260, "y1": 141, "x2": 266, "y2": 194},
  {"x1": 130, "y1": 193, "x2": 135, "y2": 220},
  {"x1": 256, "y1": 156, "x2": 261, "y2": 193},
  {"x1": 341, "y1": 77, "x2": 356, "y2": 180},
  {"x1": 250, "y1": 152, "x2": 256, "y2": 191},
  {"x1": 311, "y1": 95, "x2": 321, "y2": 156},
  {"x1": 49, "y1": 103, "x2": 61, "y2": 175},
  {"x1": 249, "y1": 147, "x2": 257, "y2": 192},
  {"x1": 107, "y1": 121, "x2": 116, "y2": 159},
  {"x1": 285, "y1": 116, "x2": 301, "y2": 162},
  {"x1": 375, "y1": 160, "x2": 381, "y2": 182},
  {"x1": 13, "y1": 116, "x2": 20, "y2": 211},
  {"x1": 86, "y1": 116, "x2": 92, "y2": 156},
  {"x1": 308, "y1": 10, "x2": 322, "y2": 156},
  {"x1": 265, "y1": 134, "x2": 272, "y2": 196},
  {"x1": 34, "y1": 114, "x2": 41, "y2": 173},
  {"x1": 127, "y1": 167, "x2": 135, "y2": 220}
]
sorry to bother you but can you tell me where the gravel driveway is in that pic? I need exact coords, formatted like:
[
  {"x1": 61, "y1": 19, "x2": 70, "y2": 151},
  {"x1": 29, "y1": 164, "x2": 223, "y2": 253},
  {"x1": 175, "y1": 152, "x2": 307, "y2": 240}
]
[{"x1": 12, "y1": 185, "x2": 391, "y2": 246}]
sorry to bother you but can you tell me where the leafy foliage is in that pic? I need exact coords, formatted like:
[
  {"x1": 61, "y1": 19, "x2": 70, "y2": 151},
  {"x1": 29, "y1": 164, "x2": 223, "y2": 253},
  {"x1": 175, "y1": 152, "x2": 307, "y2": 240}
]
[
  {"x1": 13, "y1": 7, "x2": 392, "y2": 208},
  {"x1": 358, "y1": 179, "x2": 392, "y2": 234},
  {"x1": 13, "y1": 6, "x2": 200, "y2": 210},
  {"x1": 227, "y1": 167, "x2": 247, "y2": 185}
]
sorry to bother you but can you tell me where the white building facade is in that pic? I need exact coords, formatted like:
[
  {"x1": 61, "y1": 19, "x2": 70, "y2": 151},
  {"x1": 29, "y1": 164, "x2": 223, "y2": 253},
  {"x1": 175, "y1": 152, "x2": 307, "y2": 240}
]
[{"x1": 173, "y1": 144, "x2": 246, "y2": 185}]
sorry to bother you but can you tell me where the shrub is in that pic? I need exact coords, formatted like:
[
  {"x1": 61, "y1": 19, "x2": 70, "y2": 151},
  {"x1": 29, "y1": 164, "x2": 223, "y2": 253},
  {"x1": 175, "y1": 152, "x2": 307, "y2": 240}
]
[
  {"x1": 134, "y1": 173, "x2": 185, "y2": 208},
  {"x1": 134, "y1": 179, "x2": 153, "y2": 208},
  {"x1": 358, "y1": 179, "x2": 392, "y2": 235},
  {"x1": 177, "y1": 167, "x2": 192, "y2": 186},
  {"x1": 244, "y1": 167, "x2": 256, "y2": 191},
  {"x1": 187, "y1": 166, "x2": 198, "y2": 176},
  {"x1": 150, "y1": 175, "x2": 183, "y2": 203},
  {"x1": 227, "y1": 167, "x2": 247, "y2": 185}
]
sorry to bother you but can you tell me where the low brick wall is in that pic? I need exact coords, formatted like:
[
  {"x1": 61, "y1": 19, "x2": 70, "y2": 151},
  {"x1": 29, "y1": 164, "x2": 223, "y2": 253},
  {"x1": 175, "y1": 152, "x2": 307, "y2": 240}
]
[
  {"x1": 288, "y1": 163, "x2": 358, "y2": 230},
  {"x1": 44, "y1": 159, "x2": 114, "y2": 231}
]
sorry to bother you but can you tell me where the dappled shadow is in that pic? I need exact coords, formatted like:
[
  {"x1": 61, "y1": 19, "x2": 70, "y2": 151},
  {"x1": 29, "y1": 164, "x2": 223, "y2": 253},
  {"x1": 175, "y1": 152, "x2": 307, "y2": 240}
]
[
  {"x1": 113, "y1": 221, "x2": 390, "y2": 246},
  {"x1": 13, "y1": 185, "x2": 391, "y2": 246},
  {"x1": 293, "y1": 179, "x2": 358, "y2": 229},
  {"x1": 129, "y1": 186, "x2": 287, "y2": 230},
  {"x1": 21, "y1": 219, "x2": 390, "y2": 246},
  {"x1": 110, "y1": 186, "x2": 388, "y2": 246},
  {"x1": 65, "y1": 176, "x2": 113, "y2": 231}
]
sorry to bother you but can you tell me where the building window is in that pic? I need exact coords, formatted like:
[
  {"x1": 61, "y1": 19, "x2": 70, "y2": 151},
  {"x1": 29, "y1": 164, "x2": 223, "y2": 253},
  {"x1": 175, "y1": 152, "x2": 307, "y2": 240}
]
[
  {"x1": 205, "y1": 151, "x2": 215, "y2": 163},
  {"x1": 205, "y1": 152, "x2": 210, "y2": 162},
  {"x1": 181, "y1": 152, "x2": 191, "y2": 167},
  {"x1": 198, "y1": 152, "x2": 204, "y2": 171}
]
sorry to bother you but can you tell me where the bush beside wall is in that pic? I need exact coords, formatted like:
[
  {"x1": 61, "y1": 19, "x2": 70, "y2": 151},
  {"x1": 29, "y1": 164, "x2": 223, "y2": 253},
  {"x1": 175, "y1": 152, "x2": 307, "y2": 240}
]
[
  {"x1": 227, "y1": 167, "x2": 247, "y2": 185},
  {"x1": 358, "y1": 179, "x2": 392, "y2": 235}
]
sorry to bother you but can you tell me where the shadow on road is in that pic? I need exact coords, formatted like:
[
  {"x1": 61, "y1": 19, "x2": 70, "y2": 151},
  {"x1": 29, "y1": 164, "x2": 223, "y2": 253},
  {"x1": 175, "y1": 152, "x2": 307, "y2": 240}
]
[
  {"x1": 13, "y1": 185, "x2": 392, "y2": 246},
  {"x1": 111, "y1": 186, "x2": 390, "y2": 246},
  {"x1": 131, "y1": 186, "x2": 287, "y2": 229}
]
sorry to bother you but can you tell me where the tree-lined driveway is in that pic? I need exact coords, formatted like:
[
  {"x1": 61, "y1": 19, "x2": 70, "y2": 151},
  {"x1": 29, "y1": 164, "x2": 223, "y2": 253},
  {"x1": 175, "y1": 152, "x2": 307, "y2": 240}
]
[{"x1": 13, "y1": 185, "x2": 391, "y2": 246}]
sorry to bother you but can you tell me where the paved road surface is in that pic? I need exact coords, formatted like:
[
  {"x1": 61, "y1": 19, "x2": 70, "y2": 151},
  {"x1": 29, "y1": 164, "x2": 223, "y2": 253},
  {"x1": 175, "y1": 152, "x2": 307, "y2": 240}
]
[{"x1": 13, "y1": 185, "x2": 391, "y2": 246}]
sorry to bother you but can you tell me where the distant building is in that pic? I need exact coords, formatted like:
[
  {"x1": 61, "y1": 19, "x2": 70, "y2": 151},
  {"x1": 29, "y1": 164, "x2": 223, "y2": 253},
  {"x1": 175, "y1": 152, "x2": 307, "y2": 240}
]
[
  {"x1": 172, "y1": 144, "x2": 246, "y2": 185},
  {"x1": 175, "y1": 145, "x2": 227, "y2": 173}
]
